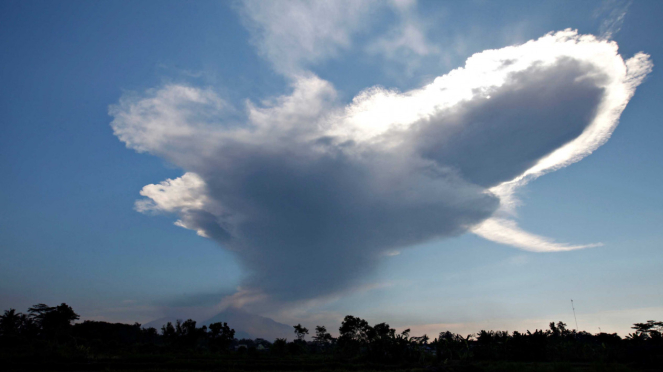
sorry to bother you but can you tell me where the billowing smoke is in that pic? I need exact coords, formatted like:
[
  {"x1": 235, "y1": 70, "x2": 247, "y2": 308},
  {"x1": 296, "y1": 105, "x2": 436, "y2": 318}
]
[{"x1": 110, "y1": 31, "x2": 651, "y2": 303}]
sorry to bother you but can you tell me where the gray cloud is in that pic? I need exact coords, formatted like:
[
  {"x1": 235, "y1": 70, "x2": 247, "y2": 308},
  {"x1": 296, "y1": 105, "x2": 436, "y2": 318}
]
[
  {"x1": 411, "y1": 58, "x2": 605, "y2": 188},
  {"x1": 196, "y1": 145, "x2": 496, "y2": 300},
  {"x1": 110, "y1": 31, "x2": 651, "y2": 305}
]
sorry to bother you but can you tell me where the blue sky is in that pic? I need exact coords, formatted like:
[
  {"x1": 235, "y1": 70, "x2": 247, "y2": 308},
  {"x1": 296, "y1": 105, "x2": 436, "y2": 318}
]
[{"x1": 1, "y1": 0, "x2": 661, "y2": 337}]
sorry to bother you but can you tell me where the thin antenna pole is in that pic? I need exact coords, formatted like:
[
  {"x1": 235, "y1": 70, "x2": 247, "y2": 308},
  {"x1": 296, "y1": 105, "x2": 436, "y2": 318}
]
[{"x1": 571, "y1": 299, "x2": 579, "y2": 333}]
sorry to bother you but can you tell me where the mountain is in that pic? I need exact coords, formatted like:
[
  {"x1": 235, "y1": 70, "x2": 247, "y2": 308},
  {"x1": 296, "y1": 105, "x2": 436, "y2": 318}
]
[
  {"x1": 142, "y1": 307, "x2": 293, "y2": 341},
  {"x1": 203, "y1": 307, "x2": 293, "y2": 341}
]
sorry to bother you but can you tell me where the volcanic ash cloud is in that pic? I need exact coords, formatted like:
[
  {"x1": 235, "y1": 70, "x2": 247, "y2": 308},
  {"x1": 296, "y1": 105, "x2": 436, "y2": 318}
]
[{"x1": 110, "y1": 30, "x2": 652, "y2": 302}]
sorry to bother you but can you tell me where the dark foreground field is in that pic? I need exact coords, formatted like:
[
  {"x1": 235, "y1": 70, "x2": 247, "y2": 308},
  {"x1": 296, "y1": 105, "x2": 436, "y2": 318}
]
[{"x1": 1, "y1": 356, "x2": 660, "y2": 372}]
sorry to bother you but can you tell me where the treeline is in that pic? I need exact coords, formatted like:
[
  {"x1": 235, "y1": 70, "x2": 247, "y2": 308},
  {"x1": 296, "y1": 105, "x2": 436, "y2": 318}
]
[{"x1": 1, "y1": 303, "x2": 662, "y2": 369}]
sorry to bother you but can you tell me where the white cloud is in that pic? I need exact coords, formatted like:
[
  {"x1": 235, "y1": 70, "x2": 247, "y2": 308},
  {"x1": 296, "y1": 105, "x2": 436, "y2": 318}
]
[
  {"x1": 135, "y1": 172, "x2": 208, "y2": 214},
  {"x1": 471, "y1": 218, "x2": 603, "y2": 253},
  {"x1": 111, "y1": 30, "x2": 651, "y2": 303},
  {"x1": 366, "y1": 0, "x2": 439, "y2": 73},
  {"x1": 238, "y1": 0, "x2": 379, "y2": 76},
  {"x1": 238, "y1": 0, "x2": 438, "y2": 77},
  {"x1": 595, "y1": 0, "x2": 632, "y2": 40},
  {"x1": 109, "y1": 85, "x2": 227, "y2": 161}
]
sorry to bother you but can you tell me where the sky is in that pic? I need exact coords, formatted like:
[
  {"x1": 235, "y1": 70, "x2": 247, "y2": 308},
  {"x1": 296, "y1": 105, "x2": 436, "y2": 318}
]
[{"x1": 1, "y1": 0, "x2": 662, "y2": 337}]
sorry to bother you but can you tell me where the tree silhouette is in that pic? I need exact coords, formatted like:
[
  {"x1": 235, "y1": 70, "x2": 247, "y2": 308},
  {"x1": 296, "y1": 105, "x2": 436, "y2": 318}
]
[
  {"x1": 630, "y1": 320, "x2": 663, "y2": 340},
  {"x1": 2, "y1": 302, "x2": 663, "y2": 368},
  {"x1": 27, "y1": 303, "x2": 79, "y2": 339},
  {"x1": 293, "y1": 323, "x2": 308, "y2": 341},
  {"x1": 313, "y1": 325, "x2": 333, "y2": 345},
  {"x1": 338, "y1": 315, "x2": 370, "y2": 344},
  {"x1": 0, "y1": 309, "x2": 22, "y2": 337},
  {"x1": 208, "y1": 322, "x2": 235, "y2": 351},
  {"x1": 161, "y1": 321, "x2": 176, "y2": 339},
  {"x1": 271, "y1": 338, "x2": 287, "y2": 355}
]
